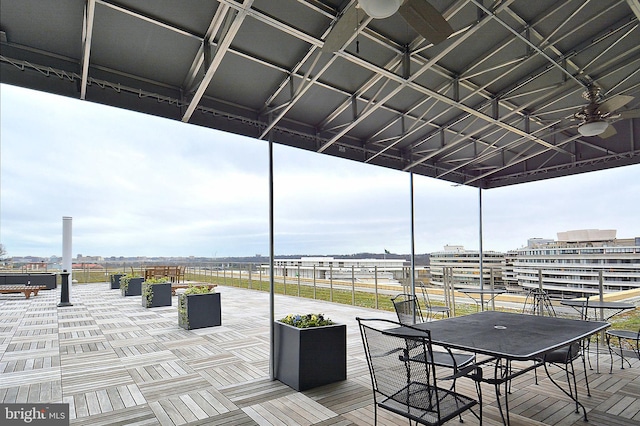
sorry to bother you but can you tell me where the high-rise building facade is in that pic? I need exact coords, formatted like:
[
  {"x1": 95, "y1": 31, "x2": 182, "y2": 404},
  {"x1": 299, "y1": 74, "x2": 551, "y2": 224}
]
[
  {"x1": 511, "y1": 229, "x2": 640, "y2": 297},
  {"x1": 429, "y1": 245, "x2": 504, "y2": 289}
]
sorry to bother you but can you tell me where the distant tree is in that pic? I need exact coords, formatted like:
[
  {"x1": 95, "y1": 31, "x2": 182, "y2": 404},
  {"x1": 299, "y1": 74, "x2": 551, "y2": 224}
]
[{"x1": 0, "y1": 244, "x2": 7, "y2": 264}]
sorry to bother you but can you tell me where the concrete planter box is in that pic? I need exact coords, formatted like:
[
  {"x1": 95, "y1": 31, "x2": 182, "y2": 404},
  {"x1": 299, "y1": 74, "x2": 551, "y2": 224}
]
[
  {"x1": 142, "y1": 282, "x2": 172, "y2": 308},
  {"x1": 110, "y1": 273, "x2": 126, "y2": 290},
  {"x1": 274, "y1": 321, "x2": 346, "y2": 391},
  {"x1": 121, "y1": 277, "x2": 143, "y2": 296},
  {"x1": 178, "y1": 292, "x2": 221, "y2": 330}
]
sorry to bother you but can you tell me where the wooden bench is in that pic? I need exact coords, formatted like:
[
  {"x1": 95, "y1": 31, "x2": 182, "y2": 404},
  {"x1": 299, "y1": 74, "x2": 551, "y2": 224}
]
[
  {"x1": 171, "y1": 283, "x2": 217, "y2": 296},
  {"x1": 0, "y1": 285, "x2": 47, "y2": 299},
  {"x1": 145, "y1": 266, "x2": 186, "y2": 283}
]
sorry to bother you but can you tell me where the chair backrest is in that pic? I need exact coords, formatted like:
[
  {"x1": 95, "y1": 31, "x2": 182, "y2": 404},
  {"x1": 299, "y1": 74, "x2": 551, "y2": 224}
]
[
  {"x1": 417, "y1": 281, "x2": 432, "y2": 307},
  {"x1": 391, "y1": 293, "x2": 424, "y2": 325},
  {"x1": 522, "y1": 288, "x2": 556, "y2": 317},
  {"x1": 357, "y1": 318, "x2": 438, "y2": 405}
]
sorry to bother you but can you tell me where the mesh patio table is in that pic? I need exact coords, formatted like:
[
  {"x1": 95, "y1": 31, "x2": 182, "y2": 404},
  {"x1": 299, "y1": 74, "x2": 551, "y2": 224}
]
[
  {"x1": 389, "y1": 310, "x2": 609, "y2": 425},
  {"x1": 560, "y1": 298, "x2": 635, "y2": 373},
  {"x1": 459, "y1": 287, "x2": 506, "y2": 311}
]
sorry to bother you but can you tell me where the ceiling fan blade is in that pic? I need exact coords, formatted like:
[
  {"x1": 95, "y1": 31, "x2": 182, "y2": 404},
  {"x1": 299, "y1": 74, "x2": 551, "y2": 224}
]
[
  {"x1": 620, "y1": 108, "x2": 640, "y2": 119},
  {"x1": 398, "y1": 0, "x2": 453, "y2": 45},
  {"x1": 598, "y1": 124, "x2": 617, "y2": 139},
  {"x1": 322, "y1": 2, "x2": 360, "y2": 53},
  {"x1": 598, "y1": 95, "x2": 634, "y2": 114}
]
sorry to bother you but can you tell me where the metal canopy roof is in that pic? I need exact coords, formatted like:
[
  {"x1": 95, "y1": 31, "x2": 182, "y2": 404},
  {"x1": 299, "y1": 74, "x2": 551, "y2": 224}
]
[{"x1": 2, "y1": 0, "x2": 639, "y2": 188}]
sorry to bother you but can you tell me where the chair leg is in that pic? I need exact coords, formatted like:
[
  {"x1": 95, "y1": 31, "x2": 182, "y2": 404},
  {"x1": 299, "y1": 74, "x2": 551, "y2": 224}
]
[
  {"x1": 607, "y1": 334, "x2": 614, "y2": 373},
  {"x1": 608, "y1": 335, "x2": 632, "y2": 372},
  {"x1": 476, "y1": 379, "x2": 483, "y2": 426},
  {"x1": 584, "y1": 339, "x2": 593, "y2": 371},
  {"x1": 607, "y1": 334, "x2": 616, "y2": 374},
  {"x1": 543, "y1": 360, "x2": 588, "y2": 421},
  {"x1": 618, "y1": 337, "x2": 630, "y2": 369},
  {"x1": 581, "y1": 351, "x2": 591, "y2": 397},
  {"x1": 567, "y1": 359, "x2": 579, "y2": 413},
  {"x1": 374, "y1": 404, "x2": 377, "y2": 426}
]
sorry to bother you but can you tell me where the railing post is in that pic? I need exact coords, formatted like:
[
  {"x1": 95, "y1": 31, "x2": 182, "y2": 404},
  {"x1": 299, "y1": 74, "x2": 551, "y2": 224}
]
[
  {"x1": 490, "y1": 267, "x2": 495, "y2": 310},
  {"x1": 297, "y1": 265, "x2": 301, "y2": 297},
  {"x1": 442, "y1": 268, "x2": 448, "y2": 309},
  {"x1": 351, "y1": 265, "x2": 355, "y2": 306},
  {"x1": 598, "y1": 270, "x2": 605, "y2": 319},
  {"x1": 283, "y1": 266, "x2": 287, "y2": 295},
  {"x1": 330, "y1": 264, "x2": 333, "y2": 302},
  {"x1": 313, "y1": 265, "x2": 317, "y2": 299},
  {"x1": 374, "y1": 265, "x2": 379, "y2": 310},
  {"x1": 446, "y1": 267, "x2": 456, "y2": 317},
  {"x1": 451, "y1": 267, "x2": 457, "y2": 316}
]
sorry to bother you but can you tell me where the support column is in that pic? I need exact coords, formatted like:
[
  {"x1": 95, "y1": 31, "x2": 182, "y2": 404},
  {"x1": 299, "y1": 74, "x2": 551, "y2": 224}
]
[
  {"x1": 478, "y1": 189, "x2": 484, "y2": 310},
  {"x1": 59, "y1": 217, "x2": 73, "y2": 307}
]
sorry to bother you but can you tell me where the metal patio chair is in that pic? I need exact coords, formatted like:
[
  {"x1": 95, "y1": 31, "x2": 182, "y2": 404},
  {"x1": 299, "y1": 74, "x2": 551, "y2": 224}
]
[
  {"x1": 418, "y1": 281, "x2": 450, "y2": 320},
  {"x1": 392, "y1": 293, "x2": 425, "y2": 325},
  {"x1": 522, "y1": 287, "x2": 556, "y2": 317},
  {"x1": 606, "y1": 327, "x2": 640, "y2": 373},
  {"x1": 520, "y1": 291, "x2": 591, "y2": 414},
  {"x1": 519, "y1": 288, "x2": 590, "y2": 410},
  {"x1": 391, "y1": 294, "x2": 476, "y2": 375},
  {"x1": 357, "y1": 317, "x2": 482, "y2": 426}
]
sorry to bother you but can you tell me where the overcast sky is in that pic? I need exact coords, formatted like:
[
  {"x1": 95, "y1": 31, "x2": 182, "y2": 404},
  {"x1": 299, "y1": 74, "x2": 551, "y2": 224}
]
[{"x1": 1, "y1": 83, "x2": 639, "y2": 258}]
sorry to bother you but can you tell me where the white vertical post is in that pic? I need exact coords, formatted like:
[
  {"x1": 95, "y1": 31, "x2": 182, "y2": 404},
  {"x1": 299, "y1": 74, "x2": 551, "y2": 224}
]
[
  {"x1": 268, "y1": 134, "x2": 275, "y2": 381},
  {"x1": 478, "y1": 188, "x2": 484, "y2": 310},
  {"x1": 62, "y1": 216, "x2": 73, "y2": 296},
  {"x1": 409, "y1": 172, "x2": 416, "y2": 299}
]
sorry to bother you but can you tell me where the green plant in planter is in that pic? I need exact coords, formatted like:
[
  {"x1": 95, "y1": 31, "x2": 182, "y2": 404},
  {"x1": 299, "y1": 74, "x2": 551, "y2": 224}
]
[
  {"x1": 275, "y1": 313, "x2": 345, "y2": 390},
  {"x1": 110, "y1": 273, "x2": 126, "y2": 290},
  {"x1": 142, "y1": 277, "x2": 170, "y2": 307},
  {"x1": 120, "y1": 274, "x2": 134, "y2": 294},
  {"x1": 120, "y1": 274, "x2": 144, "y2": 296},
  {"x1": 178, "y1": 284, "x2": 216, "y2": 327},
  {"x1": 279, "y1": 313, "x2": 334, "y2": 328}
]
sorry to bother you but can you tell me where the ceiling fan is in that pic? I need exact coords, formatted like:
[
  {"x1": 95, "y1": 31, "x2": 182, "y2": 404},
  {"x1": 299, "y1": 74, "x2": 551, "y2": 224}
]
[
  {"x1": 573, "y1": 84, "x2": 639, "y2": 138},
  {"x1": 322, "y1": 0, "x2": 453, "y2": 53}
]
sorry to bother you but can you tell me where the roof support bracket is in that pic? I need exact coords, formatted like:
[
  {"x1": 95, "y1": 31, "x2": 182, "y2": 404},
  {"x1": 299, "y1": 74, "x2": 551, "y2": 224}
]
[
  {"x1": 351, "y1": 95, "x2": 358, "y2": 121},
  {"x1": 80, "y1": 0, "x2": 96, "y2": 100},
  {"x1": 182, "y1": 1, "x2": 254, "y2": 123},
  {"x1": 289, "y1": 74, "x2": 295, "y2": 99},
  {"x1": 453, "y1": 77, "x2": 459, "y2": 102},
  {"x1": 402, "y1": 46, "x2": 411, "y2": 79}
]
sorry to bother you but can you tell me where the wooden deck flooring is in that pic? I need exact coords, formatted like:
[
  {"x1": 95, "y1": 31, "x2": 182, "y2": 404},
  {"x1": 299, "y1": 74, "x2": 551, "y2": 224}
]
[{"x1": 1, "y1": 283, "x2": 639, "y2": 425}]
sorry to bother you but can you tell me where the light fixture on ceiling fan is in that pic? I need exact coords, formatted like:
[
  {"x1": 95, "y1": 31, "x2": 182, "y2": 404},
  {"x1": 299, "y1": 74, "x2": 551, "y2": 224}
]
[
  {"x1": 577, "y1": 120, "x2": 609, "y2": 137},
  {"x1": 322, "y1": 0, "x2": 453, "y2": 53},
  {"x1": 358, "y1": 0, "x2": 403, "y2": 19},
  {"x1": 573, "y1": 83, "x2": 638, "y2": 138}
]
